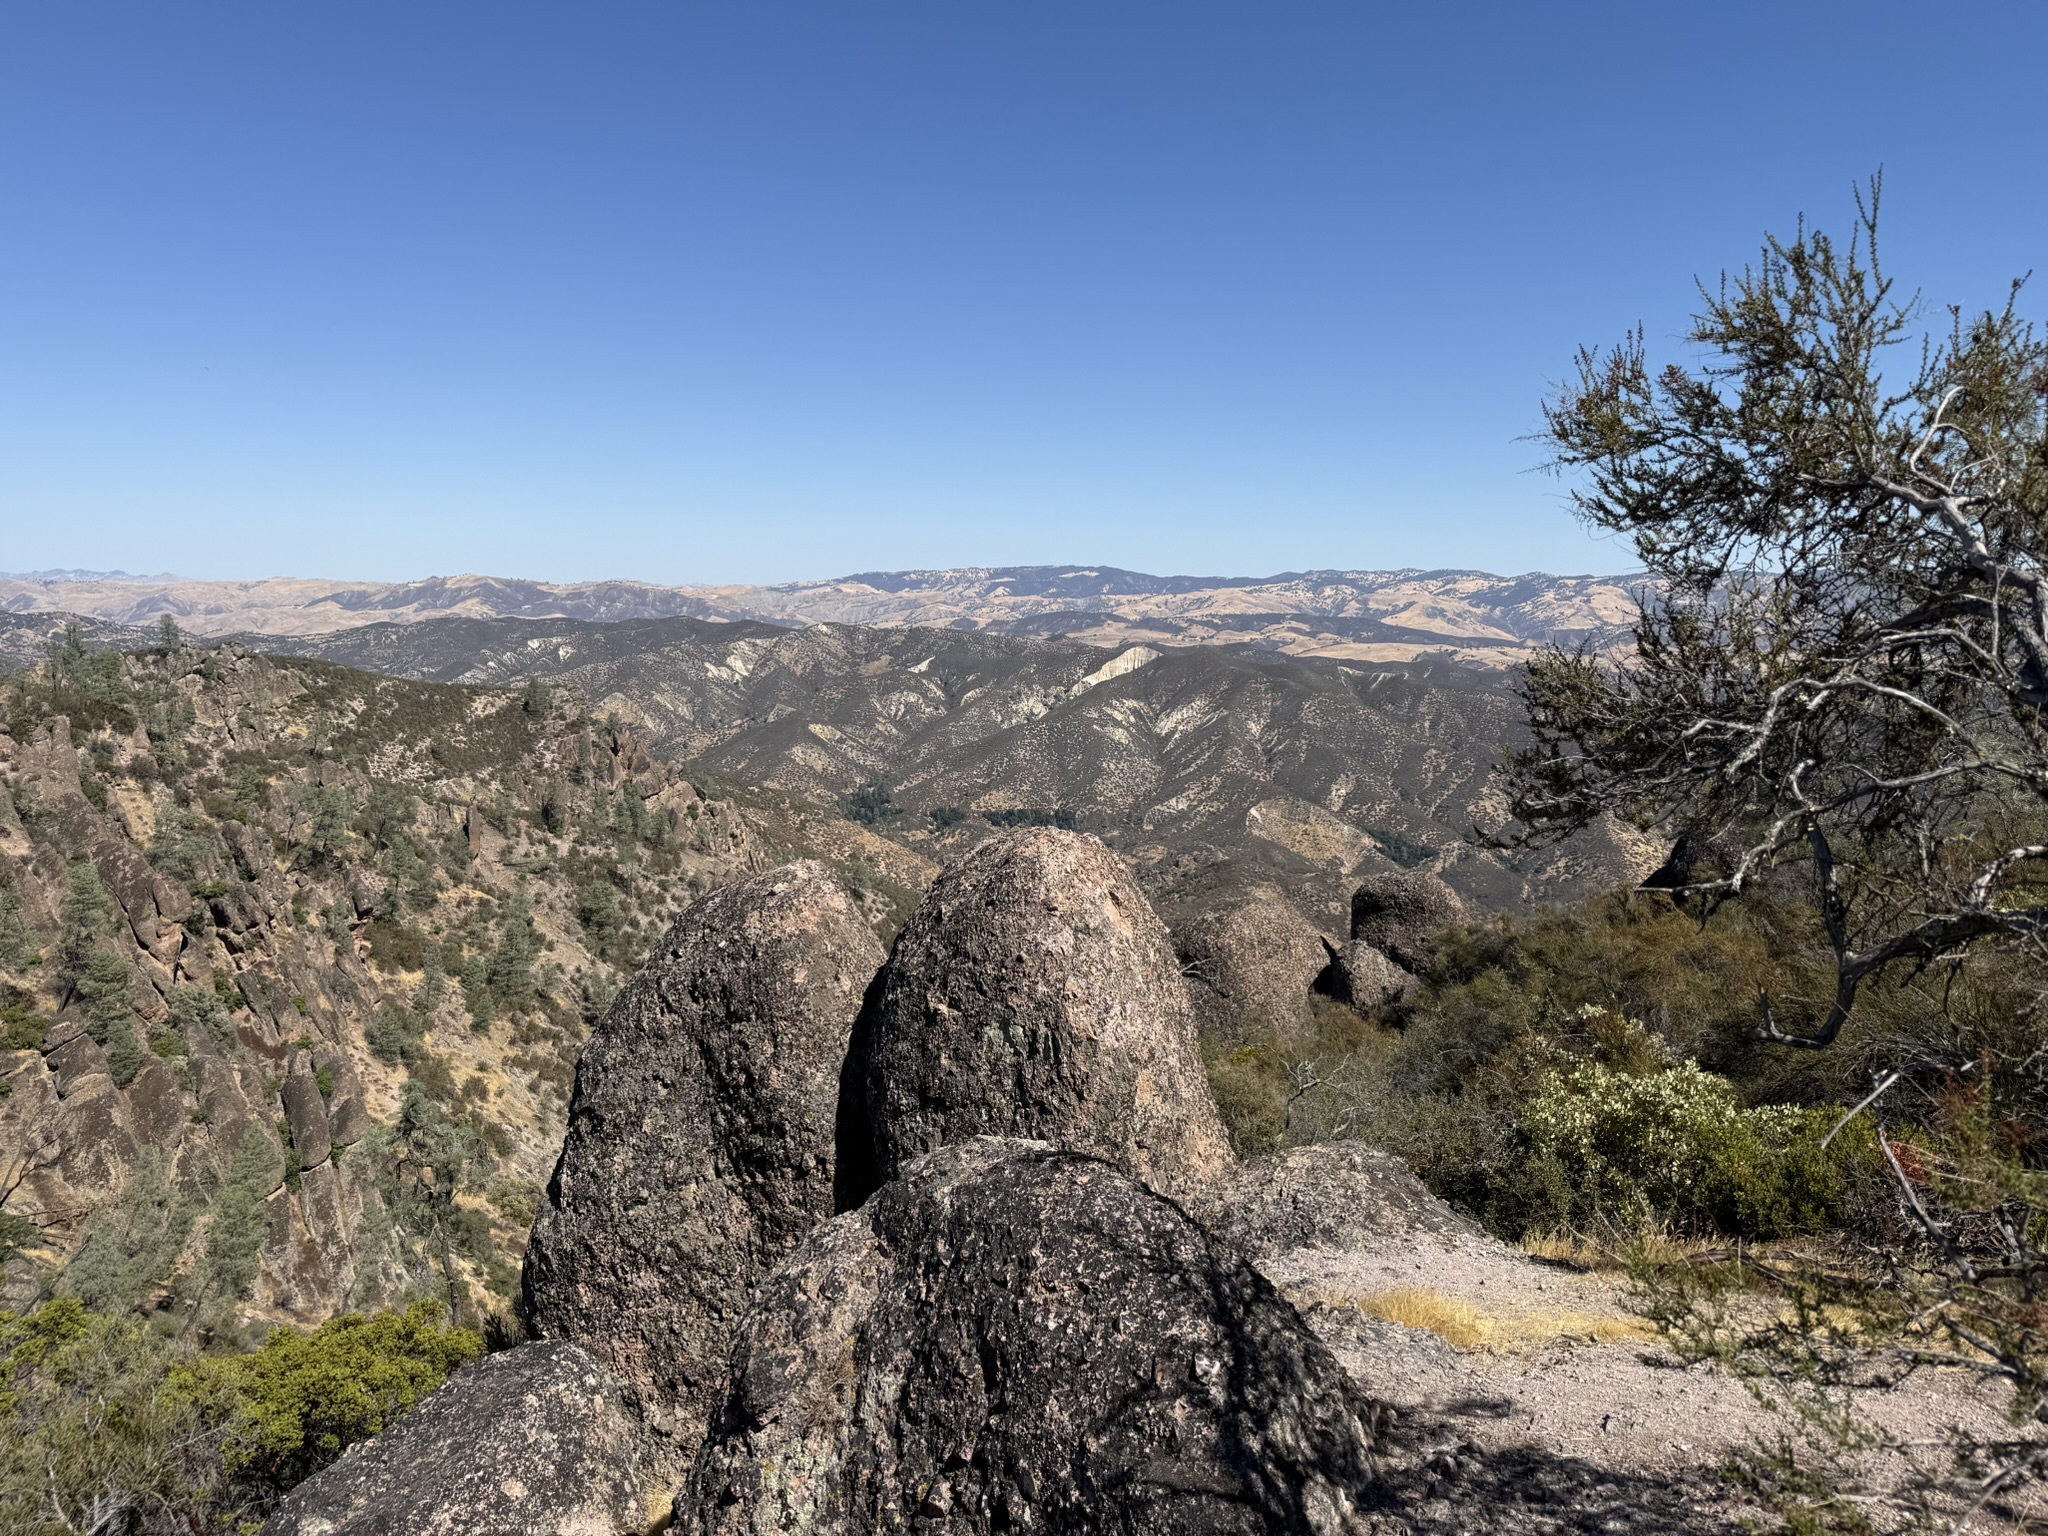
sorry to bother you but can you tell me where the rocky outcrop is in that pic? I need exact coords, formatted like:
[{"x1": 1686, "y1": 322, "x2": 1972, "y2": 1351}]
[
  {"x1": 280, "y1": 1051, "x2": 332, "y2": 1171},
  {"x1": 1174, "y1": 893, "x2": 1337, "y2": 1045},
  {"x1": 847, "y1": 828, "x2": 1231, "y2": 1204},
  {"x1": 1348, "y1": 872, "x2": 1464, "y2": 975},
  {"x1": 1200, "y1": 1141, "x2": 1482, "y2": 1258},
  {"x1": 262, "y1": 1340, "x2": 655, "y2": 1536},
  {"x1": 1324, "y1": 939, "x2": 1412, "y2": 1011},
  {"x1": 523, "y1": 862, "x2": 885, "y2": 1458},
  {"x1": 677, "y1": 1138, "x2": 1383, "y2": 1536}
]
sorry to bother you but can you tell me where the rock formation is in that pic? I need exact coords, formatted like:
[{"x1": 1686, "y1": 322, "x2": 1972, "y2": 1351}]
[
  {"x1": 1200, "y1": 1141, "x2": 1481, "y2": 1259},
  {"x1": 845, "y1": 827, "x2": 1231, "y2": 1205},
  {"x1": 1173, "y1": 892, "x2": 1337, "y2": 1045},
  {"x1": 1347, "y1": 872, "x2": 1464, "y2": 976},
  {"x1": 522, "y1": 861, "x2": 886, "y2": 1457},
  {"x1": 1323, "y1": 938, "x2": 1412, "y2": 1011},
  {"x1": 262, "y1": 1340, "x2": 654, "y2": 1536},
  {"x1": 676, "y1": 1138, "x2": 1383, "y2": 1536}
]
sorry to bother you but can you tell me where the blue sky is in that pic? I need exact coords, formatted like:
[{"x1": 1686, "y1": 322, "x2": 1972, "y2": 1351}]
[{"x1": 1, "y1": 2, "x2": 2042, "y2": 585}]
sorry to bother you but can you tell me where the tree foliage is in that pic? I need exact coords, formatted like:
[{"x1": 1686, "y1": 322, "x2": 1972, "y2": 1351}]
[{"x1": 1508, "y1": 180, "x2": 2048, "y2": 1052}]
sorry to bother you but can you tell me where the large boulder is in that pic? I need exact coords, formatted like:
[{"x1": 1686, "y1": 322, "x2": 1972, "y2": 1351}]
[
  {"x1": 1199, "y1": 1141, "x2": 1482, "y2": 1259},
  {"x1": 1347, "y1": 872, "x2": 1463, "y2": 975},
  {"x1": 1323, "y1": 939, "x2": 1412, "y2": 1011},
  {"x1": 1173, "y1": 893, "x2": 1336, "y2": 1045},
  {"x1": 676, "y1": 1138, "x2": 1383, "y2": 1536},
  {"x1": 522, "y1": 862, "x2": 886, "y2": 1460},
  {"x1": 262, "y1": 1340, "x2": 654, "y2": 1536},
  {"x1": 847, "y1": 828, "x2": 1231, "y2": 1204}
]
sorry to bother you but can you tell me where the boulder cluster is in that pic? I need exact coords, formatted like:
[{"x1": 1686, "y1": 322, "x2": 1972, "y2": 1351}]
[{"x1": 271, "y1": 830, "x2": 1455, "y2": 1536}]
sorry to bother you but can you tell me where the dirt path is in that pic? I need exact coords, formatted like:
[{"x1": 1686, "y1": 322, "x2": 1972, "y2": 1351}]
[{"x1": 1256, "y1": 1225, "x2": 2021, "y2": 1533}]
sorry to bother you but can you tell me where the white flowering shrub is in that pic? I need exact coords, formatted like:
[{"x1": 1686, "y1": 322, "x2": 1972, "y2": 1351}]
[{"x1": 1507, "y1": 1058, "x2": 1861, "y2": 1238}]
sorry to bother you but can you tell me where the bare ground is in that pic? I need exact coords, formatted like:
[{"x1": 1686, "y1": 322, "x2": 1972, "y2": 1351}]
[{"x1": 1256, "y1": 1228, "x2": 2024, "y2": 1535}]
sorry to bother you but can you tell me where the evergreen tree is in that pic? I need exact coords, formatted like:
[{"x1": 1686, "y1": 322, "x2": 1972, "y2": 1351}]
[
  {"x1": 184, "y1": 1126, "x2": 282, "y2": 1332},
  {"x1": 78, "y1": 947, "x2": 144, "y2": 1087},
  {"x1": 154, "y1": 612, "x2": 183, "y2": 653},
  {"x1": 487, "y1": 893, "x2": 537, "y2": 1009},
  {"x1": 58, "y1": 1154, "x2": 192, "y2": 1315},
  {"x1": 0, "y1": 891, "x2": 32, "y2": 971},
  {"x1": 575, "y1": 880, "x2": 622, "y2": 958},
  {"x1": 294, "y1": 784, "x2": 354, "y2": 866},
  {"x1": 55, "y1": 863, "x2": 109, "y2": 1001},
  {"x1": 458, "y1": 955, "x2": 495, "y2": 1031}
]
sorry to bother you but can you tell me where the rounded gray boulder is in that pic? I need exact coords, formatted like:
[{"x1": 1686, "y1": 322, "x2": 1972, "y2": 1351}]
[
  {"x1": 846, "y1": 828, "x2": 1231, "y2": 1205},
  {"x1": 1173, "y1": 892, "x2": 1336, "y2": 1045},
  {"x1": 1347, "y1": 872, "x2": 1463, "y2": 975},
  {"x1": 522, "y1": 861, "x2": 886, "y2": 1460},
  {"x1": 262, "y1": 1340, "x2": 653, "y2": 1536},
  {"x1": 676, "y1": 1138, "x2": 1384, "y2": 1536}
]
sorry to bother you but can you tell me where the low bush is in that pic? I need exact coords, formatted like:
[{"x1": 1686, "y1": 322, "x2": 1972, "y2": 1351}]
[{"x1": 1497, "y1": 1058, "x2": 1870, "y2": 1240}]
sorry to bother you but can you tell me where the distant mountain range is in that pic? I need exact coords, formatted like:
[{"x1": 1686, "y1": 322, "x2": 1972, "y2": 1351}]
[
  {"x1": 0, "y1": 566, "x2": 1645, "y2": 666},
  {"x1": 255, "y1": 613, "x2": 1656, "y2": 926}
]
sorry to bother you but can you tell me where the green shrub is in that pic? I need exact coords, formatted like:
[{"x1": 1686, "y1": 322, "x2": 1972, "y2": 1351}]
[
  {"x1": 1500, "y1": 1059, "x2": 1867, "y2": 1240},
  {"x1": 0, "y1": 1000, "x2": 47, "y2": 1053},
  {"x1": 365, "y1": 1002, "x2": 423, "y2": 1067},
  {"x1": 189, "y1": 1302, "x2": 483, "y2": 1507},
  {"x1": 1207, "y1": 1045, "x2": 1289, "y2": 1158}
]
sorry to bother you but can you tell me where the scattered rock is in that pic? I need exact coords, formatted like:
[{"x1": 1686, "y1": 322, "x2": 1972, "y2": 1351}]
[
  {"x1": 677, "y1": 1138, "x2": 1383, "y2": 1536},
  {"x1": 1348, "y1": 872, "x2": 1463, "y2": 975},
  {"x1": 1200, "y1": 1141, "x2": 1482, "y2": 1258},
  {"x1": 1324, "y1": 938, "x2": 1413, "y2": 1011},
  {"x1": 848, "y1": 828, "x2": 1231, "y2": 1204},
  {"x1": 262, "y1": 1340, "x2": 655, "y2": 1536},
  {"x1": 523, "y1": 861, "x2": 885, "y2": 1461},
  {"x1": 1173, "y1": 893, "x2": 1336, "y2": 1045}
]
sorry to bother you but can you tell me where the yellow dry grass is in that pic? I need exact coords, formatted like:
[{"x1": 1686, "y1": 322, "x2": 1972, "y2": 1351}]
[
  {"x1": 1357, "y1": 1287, "x2": 1493, "y2": 1349},
  {"x1": 1305, "y1": 1284, "x2": 1655, "y2": 1354}
]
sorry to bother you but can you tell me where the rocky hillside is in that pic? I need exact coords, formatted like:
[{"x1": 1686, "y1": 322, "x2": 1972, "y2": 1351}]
[
  {"x1": 0, "y1": 565, "x2": 1644, "y2": 665},
  {"x1": 266, "y1": 830, "x2": 2001, "y2": 1536},
  {"x1": 0, "y1": 638, "x2": 923, "y2": 1332},
  {"x1": 260, "y1": 614, "x2": 1656, "y2": 927}
]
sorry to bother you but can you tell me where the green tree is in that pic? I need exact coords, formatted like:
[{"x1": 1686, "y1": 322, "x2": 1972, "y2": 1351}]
[
  {"x1": 77, "y1": 946, "x2": 143, "y2": 1087},
  {"x1": 0, "y1": 892, "x2": 32, "y2": 971},
  {"x1": 54, "y1": 862, "x2": 110, "y2": 1001},
  {"x1": 487, "y1": 892, "x2": 537, "y2": 1009},
  {"x1": 360, "y1": 783, "x2": 416, "y2": 851},
  {"x1": 459, "y1": 954, "x2": 495, "y2": 1030},
  {"x1": 294, "y1": 783, "x2": 354, "y2": 866},
  {"x1": 520, "y1": 676, "x2": 554, "y2": 717},
  {"x1": 154, "y1": 612, "x2": 183, "y2": 653},
  {"x1": 575, "y1": 879, "x2": 622, "y2": 955},
  {"x1": 58, "y1": 1155, "x2": 192, "y2": 1316},
  {"x1": 1508, "y1": 184, "x2": 2048, "y2": 1523},
  {"x1": 182, "y1": 1127, "x2": 283, "y2": 1335}
]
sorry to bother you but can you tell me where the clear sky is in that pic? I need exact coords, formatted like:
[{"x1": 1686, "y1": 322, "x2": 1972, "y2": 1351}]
[{"x1": 1, "y1": 2, "x2": 2042, "y2": 585}]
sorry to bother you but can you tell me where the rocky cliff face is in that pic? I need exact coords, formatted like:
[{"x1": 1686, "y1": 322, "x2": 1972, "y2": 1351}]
[{"x1": 0, "y1": 643, "x2": 903, "y2": 1330}]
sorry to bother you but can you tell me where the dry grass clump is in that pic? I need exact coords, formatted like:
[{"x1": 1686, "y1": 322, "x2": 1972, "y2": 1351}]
[
  {"x1": 1357, "y1": 1287, "x2": 1492, "y2": 1349},
  {"x1": 1306, "y1": 1284, "x2": 1653, "y2": 1354}
]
